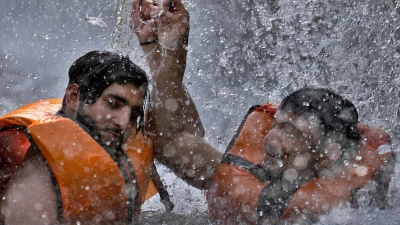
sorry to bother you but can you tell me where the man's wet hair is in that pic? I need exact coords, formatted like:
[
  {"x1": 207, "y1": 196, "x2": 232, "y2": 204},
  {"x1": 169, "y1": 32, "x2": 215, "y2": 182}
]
[
  {"x1": 279, "y1": 87, "x2": 361, "y2": 148},
  {"x1": 65, "y1": 50, "x2": 149, "y2": 131}
]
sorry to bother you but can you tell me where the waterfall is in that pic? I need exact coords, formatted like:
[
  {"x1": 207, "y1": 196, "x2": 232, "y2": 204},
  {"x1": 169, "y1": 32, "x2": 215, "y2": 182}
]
[{"x1": 1, "y1": 0, "x2": 400, "y2": 224}]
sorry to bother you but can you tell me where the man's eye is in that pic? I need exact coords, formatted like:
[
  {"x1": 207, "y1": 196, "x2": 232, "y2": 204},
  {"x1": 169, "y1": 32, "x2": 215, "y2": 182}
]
[
  {"x1": 286, "y1": 132, "x2": 296, "y2": 139},
  {"x1": 283, "y1": 129, "x2": 291, "y2": 138},
  {"x1": 282, "y1": 125, "x2": 296, "y2": 139},
  {"x1": 108, "y1": 100, "x2": 120, "y2": 109}
]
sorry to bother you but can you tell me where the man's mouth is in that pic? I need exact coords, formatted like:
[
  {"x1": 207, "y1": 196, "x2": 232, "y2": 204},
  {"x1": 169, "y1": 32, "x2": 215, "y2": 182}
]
[
  {"x1": 106, "y1": 129, "x2": 124, "y2": 146},
  {"x1": 264, "y1": 148, "x2": 284, "y2": 168},
  {"x1": 108, "y1": 131, "x2": 120, "y2": 140}
]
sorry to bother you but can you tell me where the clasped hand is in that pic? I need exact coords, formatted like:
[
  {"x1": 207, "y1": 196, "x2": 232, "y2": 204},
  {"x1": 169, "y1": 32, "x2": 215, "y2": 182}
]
[{"x1": 131, "y1": 0, "x2": 189, "y2": 51}]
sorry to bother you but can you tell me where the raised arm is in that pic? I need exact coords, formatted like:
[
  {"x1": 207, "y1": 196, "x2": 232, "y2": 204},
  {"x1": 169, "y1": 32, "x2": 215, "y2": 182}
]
[{"x1": 131, "y1": 0, "x2": 222, "y2": 190}]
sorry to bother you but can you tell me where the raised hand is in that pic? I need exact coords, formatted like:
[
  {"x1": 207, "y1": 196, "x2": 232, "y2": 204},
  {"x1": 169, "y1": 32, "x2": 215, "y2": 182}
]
[
  {"x1": 131, "y1": 0, "x2": 189, "y2": 51},
  {"x1": 155, "y1": 0, "x2": 189, "y2": 50},
  {"x1": 131, "y1": 0, "x2": 160, "y2": 45}
]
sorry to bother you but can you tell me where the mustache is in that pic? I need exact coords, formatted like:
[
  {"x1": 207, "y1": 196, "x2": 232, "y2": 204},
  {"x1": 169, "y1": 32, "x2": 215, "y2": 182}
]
[
  {"x1": 106, "y1": 127, "x2": 124, "y2": 135},
  {"x1": 106, "y1": 127, "x2": 125, "y2": 139}
]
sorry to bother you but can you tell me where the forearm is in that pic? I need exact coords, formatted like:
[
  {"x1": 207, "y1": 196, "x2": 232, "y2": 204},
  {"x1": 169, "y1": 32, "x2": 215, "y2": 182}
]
[
  {"x1": 146, "y1": 42, "x2": 204, "y2": 135},
  {"x1": 153, "y1": 132, "x2": 223, "y2": 190},
  {"x1": 146, "y1": 48, "x2": 223, "y2": 189}
]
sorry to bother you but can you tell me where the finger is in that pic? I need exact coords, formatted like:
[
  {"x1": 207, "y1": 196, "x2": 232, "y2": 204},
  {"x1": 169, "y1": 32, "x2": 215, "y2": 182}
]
[
  {"x1": 135, "y1": 0, "x2": 155, "y2": 12},
  {"x1": 162, "y1": 0, "x2": 189, "y2": 22},
  {"x1": 152, "y1": 0, "x2": 160, "y2": 6},
  {"x1": 144, "y1": 1, "x2": 166, "y2": 20},
  {"x1": 131, "y1": 0, "x2": 151, "y2": 24},
  {"x1": 162, "y1": 0, "x2": 183, "y2": 12},
  {"x1": 131, "y1": 0, "x2": 143, "y2": 29},
  {"x1": 158, "y1": 0, "x2": 176, "y2": 13},
  {"x1": 132, "y1": 0, "x2": 142, "y2": 12},
  {"x1": 131, "y1": 0, "x2": 159, "y2": 41},
  {"x1": 134, "y1": 0, "x2": 156, "y2": 20}
]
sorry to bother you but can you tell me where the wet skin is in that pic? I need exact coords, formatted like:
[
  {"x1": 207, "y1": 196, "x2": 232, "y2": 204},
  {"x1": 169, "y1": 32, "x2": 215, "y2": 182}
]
[
  {"x1": 262, "y1": 110, "x2": 323, "y2": 179},
  {"x1": 75, "y1": 82, "x2": 145, "y2": 149}
]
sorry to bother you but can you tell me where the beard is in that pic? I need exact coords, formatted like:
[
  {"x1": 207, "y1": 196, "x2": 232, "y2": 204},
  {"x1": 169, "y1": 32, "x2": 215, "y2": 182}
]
[
  {"x1": 263, "y1": 156, "x2": 285, "y2": 178},
  {"x1": 75, "y1": 103, "x2": 125, "y2": 150}
]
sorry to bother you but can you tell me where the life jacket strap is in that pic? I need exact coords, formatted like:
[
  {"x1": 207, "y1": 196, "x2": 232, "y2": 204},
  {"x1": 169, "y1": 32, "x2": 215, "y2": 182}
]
[
  {"x1": 257, "y1": 179, "x2": 303, "y2": 224},
  {"x1": 221, "y1": 153, "x2": 271, "y2": 182},
  {"x1": 257, "y1": 169, "x2": 315, "y2": 224}
]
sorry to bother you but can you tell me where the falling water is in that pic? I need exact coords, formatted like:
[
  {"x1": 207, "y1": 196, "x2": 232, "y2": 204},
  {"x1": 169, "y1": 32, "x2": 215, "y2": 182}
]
[{"x1": 1, "y1": 0, "x2": 400, "y2": 224}]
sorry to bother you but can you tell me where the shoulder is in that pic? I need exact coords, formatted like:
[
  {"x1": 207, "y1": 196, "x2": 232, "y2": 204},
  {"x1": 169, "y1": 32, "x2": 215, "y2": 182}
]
[{"x1": 2, "y1": 156, "x2": 58, "y2": 224}]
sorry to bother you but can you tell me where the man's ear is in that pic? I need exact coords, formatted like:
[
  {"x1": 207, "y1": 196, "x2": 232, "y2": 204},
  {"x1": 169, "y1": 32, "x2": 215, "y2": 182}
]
[{"x1": 64, "y1": 83, "x2": 80, "y2": 116}]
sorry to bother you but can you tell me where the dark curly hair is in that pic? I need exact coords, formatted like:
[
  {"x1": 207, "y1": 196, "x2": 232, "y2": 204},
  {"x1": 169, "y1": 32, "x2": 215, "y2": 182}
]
[
  {"x1": 279, "y1": 87, "x2": 361, "y2": 149},
  {"x1": 64, "y1": 50, "x2": 149, "y2": 131}
]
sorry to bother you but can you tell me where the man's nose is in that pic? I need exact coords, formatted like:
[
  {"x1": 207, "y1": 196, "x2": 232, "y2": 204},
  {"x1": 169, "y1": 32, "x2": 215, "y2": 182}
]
[
  {"x1": 263, "y1": 129, "x2": 283, "y2": 155},
  {"x1": 113, "y1": 107, "x2": 132, "y2": 130}
]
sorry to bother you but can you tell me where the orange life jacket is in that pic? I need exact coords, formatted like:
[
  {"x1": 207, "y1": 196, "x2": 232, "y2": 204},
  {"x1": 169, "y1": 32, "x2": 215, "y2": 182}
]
[
  {"x1": 207, "y1": 103, "x2": 394, "y2": 224},
  {"x1": 0, "y1": 99, "x2": 155, "y2": 224}
]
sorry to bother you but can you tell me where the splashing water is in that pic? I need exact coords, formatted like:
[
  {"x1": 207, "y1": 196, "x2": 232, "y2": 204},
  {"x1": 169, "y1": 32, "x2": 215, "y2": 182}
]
[
  {"x1": 112, "y1": 0, "x2": 400, "y2": 224},
  {"x1": 1, "y1": 0, "x2": 400, "y2": 224}
]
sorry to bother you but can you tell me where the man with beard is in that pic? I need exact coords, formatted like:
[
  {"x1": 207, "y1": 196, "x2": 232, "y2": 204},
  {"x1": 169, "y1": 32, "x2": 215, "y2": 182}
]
[
  {"x1": 0, "y1": 51, "x2": 153, "y2": 224},
  {"x1": 0, "y1": 0, "x2": 196, "y2": 223},
  {"x1": 207, "y1": 88, "x2": 394, "y2": 224},
  {"x1": 134, "y1": 2, "x2": 394, "y2": 224}
]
